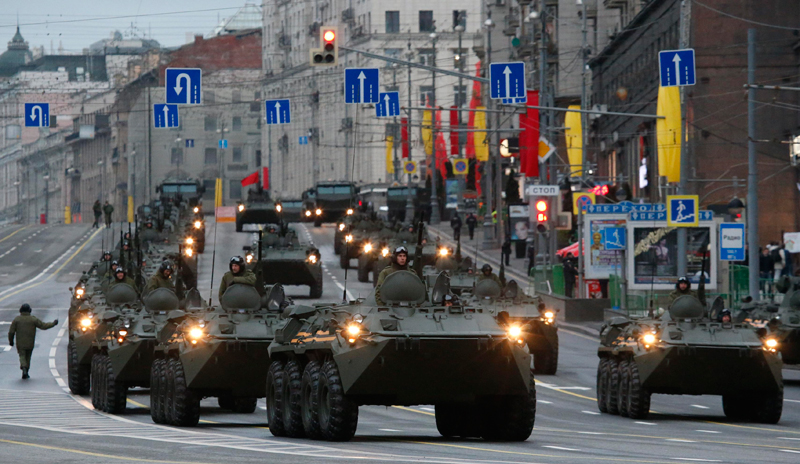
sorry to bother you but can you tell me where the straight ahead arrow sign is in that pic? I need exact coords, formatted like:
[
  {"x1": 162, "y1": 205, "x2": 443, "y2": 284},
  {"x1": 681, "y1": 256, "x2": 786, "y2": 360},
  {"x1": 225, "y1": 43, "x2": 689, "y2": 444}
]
[
  {"x1": 274, "y1": 101, "x2": 282, "y2": 124},
  {"x1": 503, "y1": 66, "x2": 512, "y2": 99},
  {"x1": 358, "y1": 71, "x2": 366, "y2": 103}
]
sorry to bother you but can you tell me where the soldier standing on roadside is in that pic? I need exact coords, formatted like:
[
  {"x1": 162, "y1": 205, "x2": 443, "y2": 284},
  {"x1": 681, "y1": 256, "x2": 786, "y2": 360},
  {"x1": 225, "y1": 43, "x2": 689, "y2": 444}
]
[
  {"x1": 8, "y1": 304, "x2": 58, "y2": 379},
  {"x1": 103, "y1": 201, "x2": 114, "y2": 228}
]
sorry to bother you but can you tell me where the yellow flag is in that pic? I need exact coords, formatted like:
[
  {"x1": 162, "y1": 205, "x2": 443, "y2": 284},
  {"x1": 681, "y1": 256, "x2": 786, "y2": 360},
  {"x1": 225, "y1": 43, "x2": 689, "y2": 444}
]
[
  {"x1": 474, "y1": 107, "x2": 488, "y2": 162},
  {"x1": 657, "y1": 86, "x2": 681, "y2": 183},
  {"x1": 386, "y1": 135, "x2": 395, "y2": 174},
  {"x1": 421, "y1": 110, "x2": 433, "y2": 156},
  {"x1": 215, "y1": 178, "x2": 223, "y2": 208},
  {"x1": 564, "y1": 105, "x2": 582, "y2": 177},
  {"x1": 127, "y1": 196, "x2": 134, "y2": 223}
]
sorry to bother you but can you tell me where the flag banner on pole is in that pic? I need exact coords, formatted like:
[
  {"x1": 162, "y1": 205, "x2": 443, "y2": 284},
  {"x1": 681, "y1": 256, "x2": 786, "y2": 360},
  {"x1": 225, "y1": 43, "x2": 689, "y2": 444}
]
[
  {"x1": 466, "y1": 61, "x2": 482, "y2": 158},
  {"x1": 449, "y1": 107, "x2": 459, "y2": 155},
  {"x1": 241, "y1": 170, "x2": 259, "y2": 187},
  {"x1": 519, "y1": 90, "x2": 539, "y2": 177},
  {"x1": 421, "y1": 108, "x2": 433, "y2": 156},
  {"x1": 474, "y1": 107, "x2": 488, "y2": 161},
  {"x1": 564, "y1": 105, "x2": 583, "y2": 177},
  {"x1": 386, "y1": 135, "x2": 395, "y2": 174},
  {"x1": 657, "y1": 86, "x2": 681, "y2": 182},
  {"x1": 401, "y1": 117, "x2": 409, "y2": 158},
  {"x1": 262, "y1": 167, "x2": 269, "y2": 190}
]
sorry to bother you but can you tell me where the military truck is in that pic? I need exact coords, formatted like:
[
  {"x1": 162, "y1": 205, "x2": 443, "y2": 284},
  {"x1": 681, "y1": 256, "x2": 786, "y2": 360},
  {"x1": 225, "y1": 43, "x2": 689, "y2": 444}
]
[
  {"x1": 300, "y1": 187, "x2": 316, "y2": 222},
  {"x1": 250, "y1": 225, "x2": 323, "y2": 298},
  {"x1": 276, "y1": 199, "x2": 304, "y2": 223},
  {"x1": 741, "y1": 275, "x2": 800, "y2": 365},
  {"x1": 156, "y1": 178, "x2": 205, "y2": 207},
  {"x1": 310, "y1": 181, "x2": 358, "y2": 227},
  {"x1": 151, "y1": 285, "x2": 285, "y2": 426},
  {"x1": 596, "y1": 296, "x2": 783, "y2": 422},
  {"x1": 266, "y1": 271, "x2": 536, "y2": 441},
  {"x1": 235, "y1": 188, "x2": 281, "y2": 232}
]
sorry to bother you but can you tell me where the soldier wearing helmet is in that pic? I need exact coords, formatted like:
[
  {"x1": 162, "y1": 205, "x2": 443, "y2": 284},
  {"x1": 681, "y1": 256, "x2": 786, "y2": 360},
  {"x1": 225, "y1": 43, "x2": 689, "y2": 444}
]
[
  {"x1": 669, "y1": 276, "x2": 706, "y2": 306},
  {"x1": 478, "y1": 264, "x2": 503, "y2": 286},
  {"x1": 104, "y1": 260, "x2": 121, "y2": 281},
  {"x1": 218, "y1": 256, "x2": 257, "y2": 299},
  {"x1": 375, "y1": 246, "x2": 409, "y2": 305},
  {"x1": 110, "y1": 268, "x2": 137, "y2": 290},
  {"x1": 145, "y1": 260, "x2": 175, "y2": 294}
]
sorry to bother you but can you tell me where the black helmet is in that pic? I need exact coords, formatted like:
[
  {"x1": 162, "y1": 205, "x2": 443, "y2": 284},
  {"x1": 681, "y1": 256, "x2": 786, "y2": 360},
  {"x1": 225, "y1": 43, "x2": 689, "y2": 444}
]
[
  {"x1": 122, "y1": 240, "x2": 131, "y2": 249},
  {"x1": 676, "y1": 276, "x2": 691, "y2": 290},
  {"x1": 102, "y1": 251, "x2": 112, "y2": 261},
  {"x1": 114, "y1": 268, "x2": 126, "y2": 281},
  {"x1": 110, "y1": 260, "x2": 120, "y2": 269},
  {"x1": 19, "y1": 304, "x2": 32, "y2": 313},
  {"x1": 160, "y1": 260, "x2": 174, "y2": 274},
  {"x1": 230, "y1": 256, "x2": 246, "y2": 272},
  {"x1": 719, "y1": 308, "x2": 732, "y2": 321},
  {"x1": 482, "y1": 264, "x2": 492, "y2": 274},
  {"x1": 442, "y1": 294, "x2": 457, "y2": 305},
  {"x1": 394, "y1": 246, "x2": 408, "y2": 256}
]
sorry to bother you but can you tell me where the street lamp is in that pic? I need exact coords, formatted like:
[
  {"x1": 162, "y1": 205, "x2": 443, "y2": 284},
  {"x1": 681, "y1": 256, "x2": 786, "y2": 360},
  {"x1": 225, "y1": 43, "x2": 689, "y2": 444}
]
[
  {"x1": 428, "y1": 29, "x2": 441, "y2": 225},
  {"x1": 42, "y1": 173, "x2": 50, "y2": 224},
  {"x1": 455, "y1": 21, "x2": 466, "y2": 214}
]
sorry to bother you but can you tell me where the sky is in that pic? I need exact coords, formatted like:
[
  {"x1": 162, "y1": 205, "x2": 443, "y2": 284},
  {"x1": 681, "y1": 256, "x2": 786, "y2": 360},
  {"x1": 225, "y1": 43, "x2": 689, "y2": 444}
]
[{"x1": 0, "y1": 0, "x2": 256, "y2": 54}]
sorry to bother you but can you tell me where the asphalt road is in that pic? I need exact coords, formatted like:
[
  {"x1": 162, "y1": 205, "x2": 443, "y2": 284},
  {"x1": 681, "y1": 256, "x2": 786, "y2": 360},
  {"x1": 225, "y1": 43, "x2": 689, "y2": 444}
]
[{"x1": 0, "y1": 221, "x2": 799, "y2": 463}]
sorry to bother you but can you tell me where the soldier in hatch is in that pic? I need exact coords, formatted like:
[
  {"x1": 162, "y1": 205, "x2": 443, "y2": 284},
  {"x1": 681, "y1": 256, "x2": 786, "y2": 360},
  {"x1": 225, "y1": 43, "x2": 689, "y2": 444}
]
[
  {"x1": 375, "y1": 246, "x2": 409, "y2": 305},
  {"x1": 145, "y1": 261, "x2": 175, "y2": 294},
  {"x1": 478, "y1": 264, "x2": 503, "y2": 286},
  {"x1": 218, "y1": 256, "x2": 257, "y2": 299},
  {"x1": 110, "y1": 268, "x2": 137, "y2": 291},
  {"x1": 669, "y1": 276, "x2": 706, "y2": 307}
]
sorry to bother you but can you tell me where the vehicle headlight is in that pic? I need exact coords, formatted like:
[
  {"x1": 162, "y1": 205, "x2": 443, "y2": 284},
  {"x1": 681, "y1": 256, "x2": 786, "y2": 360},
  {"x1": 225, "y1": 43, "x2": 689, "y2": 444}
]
[
  {"x1": 346, "y1": 208, "x2": 354, "y2": 215},
  {"x1": 765, "y1": 338, "x2": 779, "y2": 351},
  {"x1": 75, "y1": 288, "x2": 84, "y2": 297},
  {"x1": 188, "y1": 327, "x2": 204, "y2": 345},
  {"x1": 238, "y1": 204, "x2": 245, "y2": 212},
  {"x1": 543, "y1": 311, "x2": 554, "y2": 319},
  {"x1": 194, "y1": 221, "x2": 202, "y2": 229},
  {"x1": 438, "y1": 247, "x2": 449, "y2": 257},
  {"x1": 80, "y1": 318, "x2": 92, "y2": 328},
  {"x1": 193, "y1": 206, "x2": 199, "y2": 213},
  {"x1": 643, "y1": 333, "x2": 656, "y2": 345},
  {"x1": 185, "y1": 248, "x2": 193, "y2": 257},
  {"x1": 345, "y1": 234, "x2": 353, "y2": 243},
  {"x1": 508, "y1": 325, "x2": 522, "y2": 339},
  {"x1": 276, "y1": 204, "x2": 282, "y2": 212},
  {"x1": 364, "y1": 243, "x2": 373, "y2": 253},
  {"x1": 185, "y1": 237, "x2": 194, "y2": 245},
  {"x1": 305, "y1": 210, "x2": 312, "y2": 217},
  {"x1": 338, "y1": 223, "x2": 345, "y2": 231},
  {"x1": 315, "y1": 208, "x2": 322, "y2": 215},
  {"x1": 246, "y1": 254, "x2": 254, "y2": 264},
  {"x1": 118, "y1": 329, "x2": 128, "y2": 337},
  {"x1": 307, "y1": 254, "x2": 318, "y2": 264},
  {"x1": 346, "y1": 324, "x2": 361, "y2": 344},
  {"x1": 381, "y1": 247, "x2": 390, "y2": 257}
]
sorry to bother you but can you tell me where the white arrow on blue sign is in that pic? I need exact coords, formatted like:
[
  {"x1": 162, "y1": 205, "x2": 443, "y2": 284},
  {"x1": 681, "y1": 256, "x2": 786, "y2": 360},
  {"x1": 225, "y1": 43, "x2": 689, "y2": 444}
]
[
  {"x1": 344, "y1": 68, "x2": 380, "y2": 104},
  {"x1": 265, "y1": 99, "x2": 291, "y2": 125},
  {"x1": 153, "y1": 104, "x2": 179, "y2": 128},
  {"x1": 24, "y1": 103, "x2": 49, "y2": 127},
  {"x1": 603, "y1": 227, "x2": 626, "y2": 251},
  {"x1": 299, "y1": 136, "x2": 309, "y2": 145},
  {"x1": 185, "y1": 139, "x2": 194, "y2": 148},
  {"x1": 218, "y1": 139, "x2": 228, "y2": 149},
  {"x1": 658, "y1": 49, "x2": 696, "y2": 87},
  {"x1": 490, "y1": 62, "x2": 527, "y2": 104},
  {"x1": 165, "y1": 68, "x2": 202, "y2": 104},
  {"x1": 719, "y1": 223, "x2": 746, "y2": 261},
  {"x1": 376, "y1": 91, "x2": 400, "y2": 118}
]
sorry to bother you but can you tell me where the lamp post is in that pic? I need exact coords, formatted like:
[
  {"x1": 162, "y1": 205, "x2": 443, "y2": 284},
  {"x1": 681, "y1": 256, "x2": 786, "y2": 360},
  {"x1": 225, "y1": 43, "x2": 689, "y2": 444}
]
[
  {"x1": 42, "y1": 173, "x2": 50, "y2": 224},
  {"x1": 216, "y1": 123, "x2": 229, "y2": 202},
  {"x1": 481, "y1": 16, "x2": 496, "y2": 250},
  {"x1": 455, "y1": 21, "x2": 466, "y2": 214},
  {"x1": 175, "y1": 137, "x2": 183, "y2": 179},
  {"x1": 405, "y1": 39, "x2": 415, "y2": 222},
  {"x1": 429, "y1": 30, "x2": 441, "y2": 225}
]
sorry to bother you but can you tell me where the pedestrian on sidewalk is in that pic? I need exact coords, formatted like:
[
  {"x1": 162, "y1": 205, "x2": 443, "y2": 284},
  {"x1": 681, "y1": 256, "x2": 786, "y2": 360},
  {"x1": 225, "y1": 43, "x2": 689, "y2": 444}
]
[
  {"x1": 8, "y1": 304, "x2": 58, "y2": 379},
  {"x1": 103, "y1": 201, "x2": 114, "y2": 228},
  {"x1": 466, "y1": 213, "x2": 477, "y2": 240},
  {"x1": 563, "y1": 253, "x2": 578, "y2": 298},
  {"x1": 527, "y1": 244, "x2": 535, "y2": 275},
  {"x1": 501, "y1": 236, "x2": 512, "y2": 266},
  {"x1": 92, "y1": 200, "x2": 102, "y2": 229},
  {"x1": 450, "y1": 213, "x2": 462, "y2": 242},
  {"x1": 759, "y1": 246, "x2": 774, "y2": 296}
]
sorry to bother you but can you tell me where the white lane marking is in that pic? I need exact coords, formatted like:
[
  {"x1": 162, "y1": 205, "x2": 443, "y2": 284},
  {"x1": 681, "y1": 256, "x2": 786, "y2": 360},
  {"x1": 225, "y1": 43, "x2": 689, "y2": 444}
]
[
  {"x1": 780, "y1": 450, "x2": 800, "y2": 454},
  {"x1": 49, "y1": 347, "x2": 57, "y2": 357},
  {"x1": 49, "y1": 318, "x2": 69, "y2": 392},
  {"x1": 379, "y1": 429, "x2": 402, "y2": 432},
  {"x1": 575, "y1": 431, "x2": 604, "y2": 435},
  {"x1": 690, "y1": 404, "x2": 709, "y2": 409},
  {"x1": 542, "y1": 446, "x2": 580, "y2": 452},
  {"x1": 0, "y1": 321, "x2": 10, "y2": 324},
  {"x1": 420, "y1": 407, "x2": 435, "y2": 412},
  {"x1": 695, "y1": 430, "x2": 720, "y2": 434},
  {"x1": 581, "y1": 410, "x2": 600, "y2": 415},
  {"x1": 0, "y1": 246, "x2": 17, "y2": 258},
  {"x1": 538, "y1": 400, "x2": 553, "y2": 404},
  {"x1": 635, "y1": 421, "x2": 657, "y2": 426},
  {"x1": 671, "y1": 459, "x2": 721, "y2": 462},
  {"x1": 554, "y1": 386, "x2": 591, "y2": 391},
  {"x1": 666, "y1": 439, "x2": 696, "y2": 443},
  {"x1": 785, "y1": 399, "x2": 800, "y2": 403},
  {"x1": 0, "y1": 345, "x2": 11, "y2": 352},
  {"x1": 778, "y1": 437, "x2": 800, "y2": 441}
]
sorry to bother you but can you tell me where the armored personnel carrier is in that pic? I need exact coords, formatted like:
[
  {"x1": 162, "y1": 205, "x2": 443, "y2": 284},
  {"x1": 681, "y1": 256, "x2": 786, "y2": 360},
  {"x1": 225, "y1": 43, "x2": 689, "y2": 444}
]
[
  {"x1": 741, "y1": 275, "x2": 800, "y2": 365},
  {"x1": 266, "y1": 271, "x2": 536, "y2": 441},
  {"x1": 333, "y1": 210, "x2": 358, "y2": 256},
  {"x1": 356, "y1": 226, "x2": 397, "y2": 282},
  {"x1": 338, "y1": 218, "x2": 381, "y2": 270},
  {"x1": 596, "y1": 296, "x2": 783, "y2": 422},
  {"x1": 249, "y1": 225, "x2": 323, "y2": 298},
  {"x1": 236, "y1": 188, "x2": 281, "y2": 232},
  {"x1": 276, "y1": 199, "x2": 304, "y2": 223},
  {"x1": 151, "y1": 284, "x2": 284, "y2": 426}
]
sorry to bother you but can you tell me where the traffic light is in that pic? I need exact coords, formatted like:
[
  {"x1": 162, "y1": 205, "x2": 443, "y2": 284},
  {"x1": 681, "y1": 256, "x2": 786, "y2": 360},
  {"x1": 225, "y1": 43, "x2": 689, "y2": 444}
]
[
  {"x1": 310, "y1": 27, "x2": 338, "y2": 66},
  {"x1": 535, "y1": 199, "x2": 549, "y2": 233}
]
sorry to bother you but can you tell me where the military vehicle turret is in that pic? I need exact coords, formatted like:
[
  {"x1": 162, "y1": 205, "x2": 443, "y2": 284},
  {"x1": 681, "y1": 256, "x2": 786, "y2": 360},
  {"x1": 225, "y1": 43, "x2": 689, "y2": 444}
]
[
  {"x1": 266, "y1": 271, "x2": 536, "y2": 442},
  {"x1": 596, "y1": 295, "x2": 783, "y2": 422},
  {"x1": 742, "y1": 275, "x2": 800, "y2": 365},
  {"x1": 249, "y1": 225, "x2": 323, "y2": 298},
  {"x1": 236, "y1": 187, "x2": 281, "y2": 232}
]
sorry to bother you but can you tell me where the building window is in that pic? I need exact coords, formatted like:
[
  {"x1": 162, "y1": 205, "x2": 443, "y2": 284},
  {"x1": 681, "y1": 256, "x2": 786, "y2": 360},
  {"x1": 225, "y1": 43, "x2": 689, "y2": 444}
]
[
  {"x1": 229, "y1": 180, "x2": 242, "y2": 199},
  {"x1": 250, "y1": 101, "x2": 260, "y2": 112},
  {"x1": 232, "y1": 116, "x2": 242, "y2": 131},
  {"x1": 170, "y1": 148, "x2": 183, "y2": 165},
  {"x1": 255, "y1": 150, "x2": 262, "y2": 167},
  {"x1": 386, "y1": 11, "x2": 400, "y2": 33},
  {"x1": 232, "y1": 146, "x2": 243, "y2": 162},
  {"x1": 419, "y1": 11, "x2": 434, "y2": 32},
  {"x1": 232, "y1": 90, "x2": 241, "y2": 102},
  {"x1": 202, "y1": 180, "x2": 215, "y2": 200},
  {"x1": 453, "y1": 10, "x2": 467, "y2": 28},
  {"x1": 205, "y1": 91, "x2": 215, "y2": 104},
  {"x1": 385, "y1": 48, "x2": 402, "y2": 60},
  {"x1": 204, "y1": 148, "x2": 217, "y2": 165},
  {"x1": 204, "y1": 116, "x2": 217, "y2": 132},
  {"x1": 418, "y1": 48, "x2": 434, "y2": 66},
  {"x1": 454, "y1": 85, "x2": 467, "y2": 107},
  {"x1": 419, "y1": 85, "x2": 434, "y2": 106}
]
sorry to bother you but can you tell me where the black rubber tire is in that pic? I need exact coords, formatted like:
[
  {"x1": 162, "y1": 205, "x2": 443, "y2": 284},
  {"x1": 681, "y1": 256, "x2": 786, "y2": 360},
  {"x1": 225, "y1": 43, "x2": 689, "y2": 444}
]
[
  {"x1": 357, "y1": 259, "x2": 369, "y2": 282},
  {"x1": 282, "y1": 360, "x2": 306, "y2": 437},
  {"x1": 68, "y1": 340, "x2": 91, "y2": 395},
  {"x1": 314, "y1": 220, "x2": 322, "y2": 228},
  {"x1": 626, "y1": 361, "x2": 651, "y2": 420},
  {"x1": 480, "y1": 370, "x2": 537, "y2": 441},
  {"x1": 103, "y1": 355, "x2": 126, "y2": 414},
  {"x1": 434, "y1": 404, "x2": 462, "y2": 438},
  {"x1": 266, "y1": 360, "x2": 287, "y2": 437},
  {"x1": 301, "y1": 361, "x2": 323, "y2": 439},
  {"x1": 170, "y1": 359, "x2": 200, "y2": 426},
  {"x1": 722, "y1": 394, "x2": 751, "y2": 421},
  {"x1": 218, "y1": 396, "x2": 235, "y2": 410},
  {"x1": 533, "y1": 344, "x2": 559, "y2": 375},
  {"x1": 315, "y1": 360, "x2": 358, "y2": 441},
  {"x1": 160, "y1": 358, "x2": 172, "y2": 424},
  {"x1": 339, "y1": 251, "x2": 349, "y2": 269},
  {"x1": 90, "y1": 355, "x2": 101, "y2": 410},
  {"x1": 150, "y1": 360, "x2": 166, "y2": 424},
  {"x1": 334, "y1": 239, "x2": 341, "y2": 255},
  {"x1": 309, "y1": 278, "x2": 323, "y2": 299},
  {"x1": 596, "y1": 358, "x2": 609, "y2": 413},
  {"x1": 617, "y1": 360, "x2": 630, "y2": 418},
  {"x1": 606, "y1": 358, "x2": 620, "y2": 415},
  {"x1": 232, "y1": 397, "x2": 258, "y2": 414},
  {"x1": 236, "y1": 221, "x2": 243, "y2": 232},
  {"x1": 752, "y1": 389, "x2": 783, "y2": 424}
]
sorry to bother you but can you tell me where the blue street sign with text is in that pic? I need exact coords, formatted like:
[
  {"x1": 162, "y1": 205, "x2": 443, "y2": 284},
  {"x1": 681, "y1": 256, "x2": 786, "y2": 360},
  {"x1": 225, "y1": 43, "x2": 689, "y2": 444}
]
[
  {"x1": 720, "y1": 223, "x2": 746, "y2": 261},
  {"x1": 154, "y1": 104, "x2": 179, "y2": 128},
  {"x1": 265, "y1": 99, "x2": 291, "y2": 125},
  {"x1": 24, "y1": 103, "x2": 49, "y2": 127},
  {"x1": 630, "y1": 210, "x2": 713, "y2": 222},
  {"x1": 299, "y1": 136, "x2": 308, "y2": 145},
  {"x1": 587, "y1": 201, "x2": 666, "y2": 214},
  {"x1": 376, "y1": 91, "x2": 400, "y2": 117},
  {"x1": 165, "y1": 68, "x2": 202, "y2": 104},
  {"x1": 344, "y1": 68, "x2": 379, "y2": 104},
  {"x1": 490, "y1": 62, "x2": 527, "y2": 104},
  {"x1": 658, "y1": 49, "x2": 696, "y2": 87}
]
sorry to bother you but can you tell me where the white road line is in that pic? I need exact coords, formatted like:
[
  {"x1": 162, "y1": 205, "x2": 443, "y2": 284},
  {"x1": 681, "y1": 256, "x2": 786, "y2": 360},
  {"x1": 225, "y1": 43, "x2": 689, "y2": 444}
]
[
  {"x1": 778, "y1": 437, "x2": 800, "y2": 441},
  {"x1": 581, "y1": 410, "x2": 600, "y2": 415},
  {"x1": 635, "y1": 421, "x2": 657, "y2": 426},
  {"x1": 695, "y1": 430, "x2": 720, "y2": 434},
  {"x1": 575, "y1": 431, "x2": 604, "y2": 435},
  {"x1": 542, "y1": 446, "x2": 580, "y2": 452},
  {"x1": 420, "y1": 407, "x2": 435, "y2": 412},
  {"x1": 666, "y1": 439, "x2": 696, "y2": 443},
  {"x1": 671, "y1": 459, "x2": 721, "y2": 462},
  {"x1": 379, "y1": 429, "x2": 402, "y2": 432},
  {"x1": 538, "y1": 400, "x2": 553, "y2": 404},
  {"x1": 785, "y1": 399, "x2": 800, "y2": 403},
  {"x1": 49, "y1": 318, "x2": 69, "y2": 392},
  {"x1": 690, "y1": 404, "x2": 709, "y2": 409},
  {"x1": 780, "y1": 450, "x2": 800, "y2": 454}
]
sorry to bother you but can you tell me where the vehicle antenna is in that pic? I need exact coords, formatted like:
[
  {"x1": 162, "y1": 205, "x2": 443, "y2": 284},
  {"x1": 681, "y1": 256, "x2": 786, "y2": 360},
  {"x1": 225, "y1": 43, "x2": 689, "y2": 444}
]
[{"x1": 208, "y1": 212, "x2": 219, "y2": 306}]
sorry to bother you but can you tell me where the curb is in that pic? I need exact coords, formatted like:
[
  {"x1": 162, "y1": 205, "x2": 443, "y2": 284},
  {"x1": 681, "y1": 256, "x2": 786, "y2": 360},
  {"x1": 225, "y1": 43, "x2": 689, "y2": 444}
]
[{"x1": 559, "y1": 321, "x2": 601, "y2": 338}]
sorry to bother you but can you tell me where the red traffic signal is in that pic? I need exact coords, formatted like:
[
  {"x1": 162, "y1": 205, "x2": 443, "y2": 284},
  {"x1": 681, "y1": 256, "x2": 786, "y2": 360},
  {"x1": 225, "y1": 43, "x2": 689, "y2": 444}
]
[
  {"x1": 323, "y1": 30, "x2": 336, "y2": 42},
  {"x1": 311, "y1": 27, "x2": 338, "y2": 66},
  {"x1": 535, "y1": 199, "x2": 548, "y2": 232}
]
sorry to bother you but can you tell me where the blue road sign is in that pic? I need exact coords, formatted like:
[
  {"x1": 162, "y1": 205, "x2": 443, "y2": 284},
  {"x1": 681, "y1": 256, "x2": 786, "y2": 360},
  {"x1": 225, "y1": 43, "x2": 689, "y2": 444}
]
[
  {"x1": 185, "y1": 139, "x2": 194, "y2": 148},
  {"x1": 720, "y1": 223, "x2": 746, "y2": 261},
  {"x1": 299, "y1": 136, "x2": 308, "y2": 145},
  {"x1": 165, "y1": 68, "x2": 202, "y2": 104},
  {"x1": 344, "y1": 68, "x2": 379, "y2": 104},
  {"x1": 153, "y1": 104, "x2": 179, "y2": 128},
  {"x1": 658, "y1": 49, "x2": 696, "y2": 87},
  {"x1": 376, "y1": 91, "x2": 400, "y2": 118},
  {"x1": 218, "y1": 139, "x2": 228, "y2": 149},
  {"x1": 603, "y1": 227, "x2": 627, "y2": 251},
  {"x1": 265, "y1": 99, "x2": 291, "y2": 125},
  {"x1": 667, "y1": 195, "x2": 699, "y2": 227},
  {"x1": 24, "y1": 103, "x2": 49, "y2": 127},
  {"x1": 489, "y1": 62, "x2": 527, "y2": 104}
]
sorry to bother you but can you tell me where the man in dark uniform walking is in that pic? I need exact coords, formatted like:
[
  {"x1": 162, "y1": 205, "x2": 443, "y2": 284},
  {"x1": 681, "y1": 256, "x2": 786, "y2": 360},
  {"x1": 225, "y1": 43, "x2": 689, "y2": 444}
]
[
  {"x1": 8, "y1": 304, "x2": 58, "y2": 379},
  {"x1": 103, "y1": 201, "x2": 114, "y2": 228}
]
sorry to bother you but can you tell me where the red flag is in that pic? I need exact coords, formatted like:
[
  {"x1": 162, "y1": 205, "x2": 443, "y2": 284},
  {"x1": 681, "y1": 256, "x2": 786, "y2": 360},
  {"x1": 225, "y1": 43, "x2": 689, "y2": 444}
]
[
  {"x1": 262, "y1": 167, "x2": 269, "y2": 190},
  {"x1": 401, "y1": 117, "x2": 409, "y2": 158},
  {"x1": 465, "y1": 61, "x2": 482, "y2": 158},
  {"x1": 519, "y1": 90, "x2": 539, "y2": 177},
  {"x1": 241, "y1": 170, "x2": 259, "y2": 187},
  {"x1": 435, "y1": 109, "x2": 448, "y2": 178},
  {"x1": 449, "y1": 107, "x2": 459, "y2": 155}
]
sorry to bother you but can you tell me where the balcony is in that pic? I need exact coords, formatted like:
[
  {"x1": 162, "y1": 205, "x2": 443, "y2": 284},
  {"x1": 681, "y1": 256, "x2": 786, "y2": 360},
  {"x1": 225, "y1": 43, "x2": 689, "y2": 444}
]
[{"x1": 277, "y1": 33, "x2": 291, "y2": 50}]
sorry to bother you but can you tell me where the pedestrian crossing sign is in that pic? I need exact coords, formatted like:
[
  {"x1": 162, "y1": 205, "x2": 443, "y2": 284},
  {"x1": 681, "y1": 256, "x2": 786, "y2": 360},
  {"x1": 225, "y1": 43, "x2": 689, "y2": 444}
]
[
  {"x1": 403, "y1": 160, "x2": 417, "y2": 175},
  {"x1": 666, "y1": 195, "x2": 699, "y2": 227},
  {"x1": 453, "y1": 158, "x2": 468, "y2": 175}
]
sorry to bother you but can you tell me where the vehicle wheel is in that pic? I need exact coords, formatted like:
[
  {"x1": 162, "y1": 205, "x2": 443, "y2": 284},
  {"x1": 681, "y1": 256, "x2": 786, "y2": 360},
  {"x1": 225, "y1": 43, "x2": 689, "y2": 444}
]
[
  {"x1": 236, "y1": 221, "x2": 243, "y2": 232},
  {"x1": 281, "y1": 360, "x2": 306, "y2": 436},
  {"x1": 626, "y1": 361, "x2": 651, "y2": 420},
  {"x1": 480, "y1": 370, "x2": 536, "y2": 441},
  {"x1": 217, "y1": 396, "x2": 235, "y2": 410},
  {"x1": 232, "y1": 398, "x2": 258, "y2": 414},
  {"x1": 752, "y1": 389, "x2": 783, "y2": 424},
  {"x1": 90, "y1": 355, "x2": 101, "y2": 410},
  {"x1": 150, "y1": 360, "x2": 166, "y2": 424},
  {"x1": 334, "y1": 240, "x2": 341, "y2": 255},
  {"x1": 196, "y1": 242, "x2": 205, "y2": 253},
  {"x1": 102, "y1": 355, "x2": 126, "y2": 414},
  {"x1": 301, "y1": 361, "x2": 323, "y2": 439},
  {"x1": 266, "y1": 361, "x2": 286, "y2": 436},
  {"x1": 170, "y1": 359, "x2": 200, "y2": 426},
  {"x1": 596, "y1": 358, "x2": 609, "y2": 413},
  {"x1": 533, "y1": 344, "x2": 559, "y2": 375},
  {"x1": 357, "y1": 258, "x2": 369, "y2": 283},
  {"x1": 162, "y1": 358, "x2": 174, "y2": 425},
  {"x1": 314, "y1": 220, "x2": 322, "y2": 228},
  {"x1": 315, "y1": 360, "x2": 358, "y2": 441},
  {"x1": 617, "y1": 360, "x2": 630, "y2": 418},
  {"x1": 309, "y1": 278, "x2": 323, "y2": 299},
  {"x1": 722, "y1": 394, "x2": 751, "y2": 421},
  {"x1": 339, "y1": 251, "x2": 349, "y2": 270},
  {"x1": 606, "y1": 358, "x2": 620, "y2": 415},
  {"x1": 68, "y1": 340, "x2": 90, "y2": 395},
  {"x1": 434, "y1": 404, "x2": 462, "y2": 438}
]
